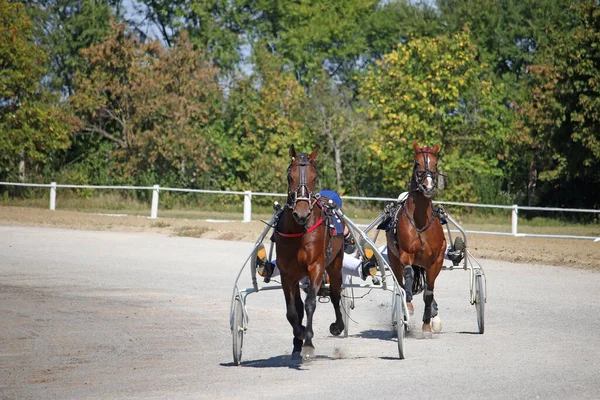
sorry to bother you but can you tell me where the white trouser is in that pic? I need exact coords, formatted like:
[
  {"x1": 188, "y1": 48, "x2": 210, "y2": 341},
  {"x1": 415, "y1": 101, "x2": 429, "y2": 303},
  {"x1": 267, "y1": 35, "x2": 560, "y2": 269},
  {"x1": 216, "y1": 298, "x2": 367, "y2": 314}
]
[
  {"x1": 270, "y1": 244, "x2": 454, "y2": 284},
  {"x1": 270, "y1": 253, "x2": 367, "y2": 284}
]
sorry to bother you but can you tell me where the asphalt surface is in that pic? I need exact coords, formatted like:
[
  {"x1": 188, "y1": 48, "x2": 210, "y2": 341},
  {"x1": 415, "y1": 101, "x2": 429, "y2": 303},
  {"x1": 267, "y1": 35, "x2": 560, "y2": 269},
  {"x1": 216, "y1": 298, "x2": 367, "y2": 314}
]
[{"x1": 1, "y1": 226, "x2": 600, "y2": 399}]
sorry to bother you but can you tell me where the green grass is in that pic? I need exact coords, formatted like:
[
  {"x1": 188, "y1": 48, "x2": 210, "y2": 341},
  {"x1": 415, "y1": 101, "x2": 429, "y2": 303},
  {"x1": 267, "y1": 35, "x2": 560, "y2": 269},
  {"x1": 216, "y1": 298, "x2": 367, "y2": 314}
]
[
  {"x1": 2, "y1": 193, "x2": 599, "y2": 237},
  {"x1": 173, "y1": 226, "x2": 210, "y2": 238}
]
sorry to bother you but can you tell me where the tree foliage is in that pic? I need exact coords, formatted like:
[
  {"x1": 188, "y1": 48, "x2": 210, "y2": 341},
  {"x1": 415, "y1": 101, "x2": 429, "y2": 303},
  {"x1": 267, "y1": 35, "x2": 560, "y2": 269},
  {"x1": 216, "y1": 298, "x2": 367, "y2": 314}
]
[
  {"x1": 70, "y1": 21, "x2": 222, "y2": 186},
  {"x1": 362, "y1": 30, "x2": 513, "y2": 200},
  {"x1": 23, "y1": 0, "x2": 112, "y2": 95},
  {"x1": 6, "y1": 0, "x2": 600, "y2": 210},
  {"x1": 216, "y1": 51, "x2": 310, "y2": 193},
  {"x1": 519, "y1": 2, "x2": 600, "y2": 207},
  {"x1": 0, "y1": 0, "x2": 72, "y2": 182}
]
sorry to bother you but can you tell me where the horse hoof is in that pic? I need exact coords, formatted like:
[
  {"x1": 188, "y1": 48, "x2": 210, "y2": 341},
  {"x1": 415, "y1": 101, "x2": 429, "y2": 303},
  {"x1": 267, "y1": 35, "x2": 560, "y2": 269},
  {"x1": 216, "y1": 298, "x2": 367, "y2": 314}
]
[
  {"x1": 422, "y1": 324, "x2": 432, "y2": 339},
  {"x1": 301, "y1": 346, "x2": 315, "y2": 360},
  {"x1": 291, "y1": 351, "x2": 302, "y2": 360},
  {"x1": 329, "y1": 322, "x2": 343, "y2": 337},
  {"x1": 407, "y1": 302, "x2": 414, "y2": 316},
  {"x1": 431, "y1": 316, "x2": 442, "y2": 333}
]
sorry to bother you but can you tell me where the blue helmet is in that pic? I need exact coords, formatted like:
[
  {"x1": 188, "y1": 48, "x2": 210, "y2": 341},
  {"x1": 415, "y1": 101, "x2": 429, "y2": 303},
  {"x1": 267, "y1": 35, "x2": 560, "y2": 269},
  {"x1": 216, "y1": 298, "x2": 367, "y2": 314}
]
[{"x1": 318, "y1": 189, "x2": 342, "y2": 209}]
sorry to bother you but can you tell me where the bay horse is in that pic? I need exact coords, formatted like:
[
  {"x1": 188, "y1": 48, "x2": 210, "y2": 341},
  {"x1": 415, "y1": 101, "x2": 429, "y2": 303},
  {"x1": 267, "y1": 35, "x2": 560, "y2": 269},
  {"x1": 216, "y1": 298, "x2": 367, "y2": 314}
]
[
  {"x1": 274, "y1": 145, "x2": 345, "y2": 359},
  {"x1": 386, "y1": 142, "x2": 446, "y2": 333}
]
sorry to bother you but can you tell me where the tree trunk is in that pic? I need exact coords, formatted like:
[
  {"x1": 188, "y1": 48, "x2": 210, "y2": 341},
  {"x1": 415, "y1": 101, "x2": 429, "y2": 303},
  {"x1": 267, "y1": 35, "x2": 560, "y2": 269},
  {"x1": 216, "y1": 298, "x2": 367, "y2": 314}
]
[
  {"x1": 334, "y1": 142, "x2": 342, "y2": 191},
  {"x1": 527, "y1": 160, "x2": 537, "y2": 206},
  {"x1": 19, "y1": 150, "x2": 25, "y2": 182}
]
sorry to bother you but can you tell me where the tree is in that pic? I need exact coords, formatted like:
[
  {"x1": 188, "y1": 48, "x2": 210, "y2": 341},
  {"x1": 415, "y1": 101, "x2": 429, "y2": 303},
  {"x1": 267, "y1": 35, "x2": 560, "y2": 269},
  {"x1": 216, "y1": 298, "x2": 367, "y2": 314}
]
[
  {"x1": 215, "y1": 51, "x2": 311, "y2": 193},
  {"x1": 0, "y1": 0, "x2": 72, "y2": 182},
  {"x1": 22, "y1": 0, "x2": 112, "y2": 95},
  {"x1": 519, "y1": 2, "x2": 600, "y2": 208},
  {"x1": 242, "y1": 0, "x2": 439, "y2": 87},
  {"x1": 435, "y1": 0, "x2": 582, "y2": 204},
  {"x1": 362, "y1": 30, "x2": 514, "y2": 200},
  {"x1": 130, "y1": 0, "x2": 243, "y2": 71},
  {"x1": 306, "y1": 79, "x2": 369, "y2": 192},
  {"x1": 70, "y1": 22, "x2": 223, "y2": 186}
]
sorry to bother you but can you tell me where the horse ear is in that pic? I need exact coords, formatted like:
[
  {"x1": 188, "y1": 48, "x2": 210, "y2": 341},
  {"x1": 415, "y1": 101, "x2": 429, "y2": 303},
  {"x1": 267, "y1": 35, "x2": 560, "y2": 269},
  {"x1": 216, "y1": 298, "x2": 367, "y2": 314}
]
[
  {"x1": 433, "y1": 143, "x2": 440, "y2": 153},
  {"x1": 413, "y1": 141, "x2": 420, "y2": 153},
  {"x1": 289, "y1": 144, "x2": 297, "y2": 161},
  {"x1": 308, "y1": 147, "x2": 318, "y2": 161}
]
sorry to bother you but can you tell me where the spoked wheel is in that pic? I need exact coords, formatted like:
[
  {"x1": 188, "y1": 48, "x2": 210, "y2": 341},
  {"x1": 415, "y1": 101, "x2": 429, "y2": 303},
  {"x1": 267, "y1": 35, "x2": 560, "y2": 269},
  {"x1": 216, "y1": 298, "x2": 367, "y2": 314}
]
[
  {"x1": 475, "y1": 273, "x2": 485, "y2": 334},
  {"x1": 232, "y1": 296, "x2": 244, "y2": 365},
  {"x1": 395, "y1": 294, "x2": 406, "y2": 359},
  {"x1": 341, "y1": 288, "x2": 350, "y2": 338}
]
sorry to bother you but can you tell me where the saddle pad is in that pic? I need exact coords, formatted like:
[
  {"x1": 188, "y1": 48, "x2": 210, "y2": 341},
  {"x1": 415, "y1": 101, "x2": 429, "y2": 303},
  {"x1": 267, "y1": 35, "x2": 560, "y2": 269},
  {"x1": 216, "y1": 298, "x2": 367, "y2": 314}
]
[{"x1": 330, "y1": 213, "x2": 344, "y2": 236}]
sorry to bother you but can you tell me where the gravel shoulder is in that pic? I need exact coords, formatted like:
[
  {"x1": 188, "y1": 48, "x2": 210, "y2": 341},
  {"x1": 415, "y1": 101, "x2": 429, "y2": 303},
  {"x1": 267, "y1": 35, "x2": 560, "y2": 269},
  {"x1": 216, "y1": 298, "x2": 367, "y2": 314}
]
[{"x1": 1, "y1": 205, "x2": 599, "y2": 270}]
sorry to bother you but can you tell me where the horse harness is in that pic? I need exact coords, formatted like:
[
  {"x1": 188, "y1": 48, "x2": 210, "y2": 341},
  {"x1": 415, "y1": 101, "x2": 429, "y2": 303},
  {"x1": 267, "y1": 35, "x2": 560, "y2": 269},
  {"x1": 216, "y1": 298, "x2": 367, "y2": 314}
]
[
  {"x1": 273, "y1": 198, "x2": 342, "y2": 266},
  {"x1": 387, "y1": 192, "x2": 444, "y2": 268},
  {"x1": 276, "y1": 154, "x2": 343, "y2": 265}
]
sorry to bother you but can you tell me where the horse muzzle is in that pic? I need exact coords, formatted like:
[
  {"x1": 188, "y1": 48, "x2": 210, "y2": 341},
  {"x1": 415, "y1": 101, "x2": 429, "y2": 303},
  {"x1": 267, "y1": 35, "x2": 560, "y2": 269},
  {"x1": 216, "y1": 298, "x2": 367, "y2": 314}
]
[
  {"x1": 292, "y1": 200, "x2": 312, "y2": 225},
  {"x1": 422, "y1": 187, "x2": 435, "y2": 198}
]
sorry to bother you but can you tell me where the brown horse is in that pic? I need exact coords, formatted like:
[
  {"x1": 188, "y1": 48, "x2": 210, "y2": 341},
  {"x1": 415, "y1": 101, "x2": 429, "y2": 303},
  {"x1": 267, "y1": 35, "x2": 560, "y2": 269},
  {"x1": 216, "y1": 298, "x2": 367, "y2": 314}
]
[
  {"x1": 274, "y1": 145, "x2": 345, "y2": 359},
  {"x1": 386, "y1": 142, "x2": 447, "y2": 333}
]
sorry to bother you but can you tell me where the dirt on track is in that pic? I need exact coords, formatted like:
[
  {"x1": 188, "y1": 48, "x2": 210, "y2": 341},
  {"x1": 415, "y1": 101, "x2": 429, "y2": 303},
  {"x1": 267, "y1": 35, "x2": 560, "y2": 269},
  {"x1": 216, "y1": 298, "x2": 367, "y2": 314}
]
[{"x1": 1, "y1": 205, "x2": 599, "y2": 270}]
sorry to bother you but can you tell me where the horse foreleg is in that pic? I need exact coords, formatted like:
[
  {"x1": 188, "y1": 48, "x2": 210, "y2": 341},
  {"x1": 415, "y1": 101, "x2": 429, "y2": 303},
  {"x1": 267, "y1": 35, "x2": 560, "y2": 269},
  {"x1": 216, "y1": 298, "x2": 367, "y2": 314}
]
[
  {"x1": 293, "y1": 283, "x2": 305, "y2": 353},
  {"x1": 327, "y1": 252, "x2": 344, "y2": 337},
  {"x1": 281, "y1": 275, "x2": 305, "y2": 356},
  {"x1": 398, "y1": 252, "x2": 415, "y2": 315},
  {"x1": 423, "y1": 251, "x2": 444, "y2": 333},
  {"x1": 302, "y1": 263, "x2": 324, "y2": 358}
]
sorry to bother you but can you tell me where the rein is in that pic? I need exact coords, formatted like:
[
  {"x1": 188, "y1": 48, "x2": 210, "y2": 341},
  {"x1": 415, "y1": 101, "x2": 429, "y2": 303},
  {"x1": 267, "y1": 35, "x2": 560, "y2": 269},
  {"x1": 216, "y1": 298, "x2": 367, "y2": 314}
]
[{"x1": 275, "y1": 199, "x2": 324, "y2": 238}]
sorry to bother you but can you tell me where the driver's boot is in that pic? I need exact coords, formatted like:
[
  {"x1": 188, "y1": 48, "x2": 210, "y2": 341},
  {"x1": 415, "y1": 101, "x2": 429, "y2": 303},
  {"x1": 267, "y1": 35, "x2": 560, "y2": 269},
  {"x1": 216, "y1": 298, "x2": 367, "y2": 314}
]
[
  {"x1": 447, "y1": 237, "x2": 465, "y2": 266},
  {"x1": 256, "y1": 244, "x2": 275, "y2": 282}
]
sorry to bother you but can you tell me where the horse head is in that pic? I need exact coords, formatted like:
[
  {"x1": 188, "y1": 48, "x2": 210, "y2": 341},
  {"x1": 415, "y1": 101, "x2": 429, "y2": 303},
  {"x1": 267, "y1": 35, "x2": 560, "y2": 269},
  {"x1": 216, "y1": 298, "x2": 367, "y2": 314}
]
[
  {"x1": 287, "y1": 144, "x2": 318, "y2": 225},
  {"x1": 412, "y1": 141, "x2": 440, "y2": 199}
]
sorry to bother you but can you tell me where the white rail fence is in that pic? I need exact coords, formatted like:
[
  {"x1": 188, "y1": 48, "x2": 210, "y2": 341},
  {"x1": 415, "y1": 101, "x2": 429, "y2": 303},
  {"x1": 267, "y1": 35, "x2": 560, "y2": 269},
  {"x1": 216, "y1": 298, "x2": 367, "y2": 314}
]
[{"x1": 1, "y1": 181, "x2": 599, "y2": 241}]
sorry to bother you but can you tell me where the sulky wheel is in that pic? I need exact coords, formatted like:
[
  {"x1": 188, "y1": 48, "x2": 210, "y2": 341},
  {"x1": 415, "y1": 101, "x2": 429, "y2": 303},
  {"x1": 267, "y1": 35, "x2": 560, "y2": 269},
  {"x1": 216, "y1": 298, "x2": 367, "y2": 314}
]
[
  {"x1": 395, "y1": 294, "x2": 406, "y2": 359},
  {"x1": 475, "y1": 273, "x2": 485, "y2": 334},
  {"x1": 232, "y1": 296, "x2": 244, "y2": 365}
]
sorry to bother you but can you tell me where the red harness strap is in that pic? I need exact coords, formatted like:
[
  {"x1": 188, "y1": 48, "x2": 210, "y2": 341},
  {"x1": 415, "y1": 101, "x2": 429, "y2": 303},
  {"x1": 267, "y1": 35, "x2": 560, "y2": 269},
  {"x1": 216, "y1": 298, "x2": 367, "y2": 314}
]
[{"x1": 276, "y1": 217, "x2": 324, "y2": 238}]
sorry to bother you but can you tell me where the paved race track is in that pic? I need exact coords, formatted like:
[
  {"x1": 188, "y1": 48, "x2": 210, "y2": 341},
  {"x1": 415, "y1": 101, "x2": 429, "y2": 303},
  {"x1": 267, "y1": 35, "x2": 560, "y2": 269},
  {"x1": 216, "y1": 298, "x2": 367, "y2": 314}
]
[{"x1": 1, "y1": 226, "x2": 600, "y2": 399}]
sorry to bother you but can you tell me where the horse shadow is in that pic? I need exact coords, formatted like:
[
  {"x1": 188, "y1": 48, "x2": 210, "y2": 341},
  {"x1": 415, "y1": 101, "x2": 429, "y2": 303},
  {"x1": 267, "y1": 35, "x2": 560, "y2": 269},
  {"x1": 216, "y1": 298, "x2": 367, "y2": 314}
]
[{"x1": 220, "y1": 354, "x2": 334, "y2": 370}]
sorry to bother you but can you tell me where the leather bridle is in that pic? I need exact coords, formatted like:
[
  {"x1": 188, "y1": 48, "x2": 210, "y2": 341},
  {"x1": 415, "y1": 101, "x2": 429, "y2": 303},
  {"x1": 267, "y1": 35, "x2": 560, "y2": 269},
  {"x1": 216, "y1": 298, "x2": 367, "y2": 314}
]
[{"x1": 286, "y1": 153, "x2": 317, "y2": 212}]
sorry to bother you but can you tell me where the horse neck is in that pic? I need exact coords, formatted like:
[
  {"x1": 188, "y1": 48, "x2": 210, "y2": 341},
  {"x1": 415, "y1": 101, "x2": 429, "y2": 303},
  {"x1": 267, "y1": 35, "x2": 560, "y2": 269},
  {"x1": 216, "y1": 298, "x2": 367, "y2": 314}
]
[{"x1": 408, "y1": 179, "x2": 432, "y2": 228}]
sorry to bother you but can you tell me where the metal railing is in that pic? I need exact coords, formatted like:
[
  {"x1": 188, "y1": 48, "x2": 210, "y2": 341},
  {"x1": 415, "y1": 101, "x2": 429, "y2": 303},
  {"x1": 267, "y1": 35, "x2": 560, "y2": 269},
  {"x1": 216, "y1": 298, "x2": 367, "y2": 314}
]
[{"x1": 1, "y1": 181, "x2": 599, "y2": 241}]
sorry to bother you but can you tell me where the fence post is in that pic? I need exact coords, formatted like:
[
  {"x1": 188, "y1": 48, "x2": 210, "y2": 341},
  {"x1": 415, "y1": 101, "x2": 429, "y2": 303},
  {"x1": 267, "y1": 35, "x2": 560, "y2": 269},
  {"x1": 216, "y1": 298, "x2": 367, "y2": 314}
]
[
  {"x1": 150, "y1": 185, "x2": 160, "y2": 219},
  {"x1": 243, "y1": 191, "x2": 252, "y2": 222},
  {"x1": 49, "y1": 182, "x2": 56, "y2": 211},
  {"x1": 512, "y1": 204, "x2": 518, "y2": 235}
]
